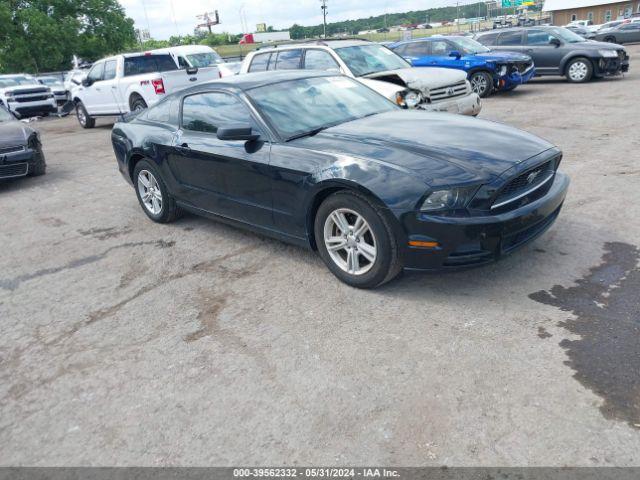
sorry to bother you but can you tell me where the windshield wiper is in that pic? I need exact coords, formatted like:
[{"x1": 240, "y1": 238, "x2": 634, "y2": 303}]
[{"x1": 286, "y1": 126, "x2": 329, "y2": 142}]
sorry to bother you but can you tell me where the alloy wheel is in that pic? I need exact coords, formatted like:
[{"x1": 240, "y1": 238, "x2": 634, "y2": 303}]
[
  {"x1": 137, "y1": 170, "x2": 163, "y2": 215},
  {"x1": 568, "y1": 61, "x2": 588, "y2": 81},
  {"x1": 470, "y1": 74, "x2": 488, "y2": 96},
  {"x1": 323, "y1": 208, "x2": 377, "y2": 275}
]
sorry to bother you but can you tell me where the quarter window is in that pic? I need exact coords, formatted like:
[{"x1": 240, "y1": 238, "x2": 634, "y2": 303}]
[
  {"x1": 274, "y1": 49, "x2": 302, "y2": 70},
  {"x1": 304, "y1": 49, "x2": 340, "y2": 70},
  {"x1": 497, "y1": 30, "x2": 523, "y2": 46},
  {"x1": 249, "y1": 53, "x2": 271, "y2": 72},
  {"x1": 182, "y1": 92, "x2": 254, "y2": 134}
]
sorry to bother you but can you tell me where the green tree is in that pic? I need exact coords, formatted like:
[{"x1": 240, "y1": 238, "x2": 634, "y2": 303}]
[{"x1": 0, "y1": 0, "x2": 136, "y2": 73}]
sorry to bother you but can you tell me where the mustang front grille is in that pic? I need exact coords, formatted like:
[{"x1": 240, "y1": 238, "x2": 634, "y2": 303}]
[
  {"x1": 492, "y1": 160, "x2": 556, "y2": 210},
  {"x1": 430, "y1": 81, "x2": 468, "y2": 102},
  {"x1": 0, "y1": 162, "x2": 29, "y2": 179}
]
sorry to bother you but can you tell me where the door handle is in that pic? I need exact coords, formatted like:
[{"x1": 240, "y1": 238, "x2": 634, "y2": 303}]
[{"x1": 177, "y1": 142, "x2": 191, "y2": 152}]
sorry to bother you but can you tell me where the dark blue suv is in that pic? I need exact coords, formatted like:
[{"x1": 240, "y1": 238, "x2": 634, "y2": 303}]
[{"x1": 389, "y1": 36, "x2": 536, "y2": 98}]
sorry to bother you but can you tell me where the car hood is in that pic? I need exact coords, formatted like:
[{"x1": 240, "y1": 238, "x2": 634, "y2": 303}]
[
  {"x1": 0, "y1": 120, "x2": 32, "y2": 147},
  {"x1": 473, "y1": 50, "x2": 532, "y2": 62},
  {"x1": 0, "y1": 85, "x2": 49, "y2": 94},
  {"x1": 570, "y1": 39, "x2": 620, "y2": 49},
  {"x1": 293, "y1": 111, "x2": 555, "y2": 186},
  {"x1": 362, "y1": 67, "x2": 467, "y2": 91}
]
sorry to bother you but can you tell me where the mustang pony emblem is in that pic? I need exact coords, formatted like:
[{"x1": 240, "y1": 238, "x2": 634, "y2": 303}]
[{"x1": 527, "y1": 170, "x2": 541, "y2": 184}]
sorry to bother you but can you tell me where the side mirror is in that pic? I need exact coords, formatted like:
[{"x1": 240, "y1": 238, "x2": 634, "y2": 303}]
[
  {"x1": 217, "y1": 124, "x2": 260, "y2": 142},
  {"x1": 82, "y1": 78, "x2": 93, "y2": 87},
  {"x1": 186, "y1": 66, "x2": 198, "y2": 75},
  {"x1": 549, "y1": 37, "x2": 561, "y2": 47},
  {"x1": 449, "y1": 50, "x2": 462, "y2": 59}
]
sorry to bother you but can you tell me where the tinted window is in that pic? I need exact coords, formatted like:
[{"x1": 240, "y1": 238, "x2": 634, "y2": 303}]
[
  {"x1": 123, "y1": 55, "x2": 178, "y2": 77},
  {"x1": 304, "y1": 49, "x2": 340, "y2": 70},
  {"x1": 401, "y1": 42, "x2": 432, "y2": 56},
  {"x1": 275, "y1": 49, "x2": 302, "y2": 70},
  {"x1": 477, "y1": 32, "x2": 499, "y2": 45},
  {"x1": 497, "y1": 30, "x2": 523, "y2": 46},
  {"x1": 249, "y1": 53, "x2": 271, "y2": 72},
  {"x1": 87, "y1": 63, "x2": 105, "y2": 82},
  {"x1": 145, "y1": 99, "x2": 173, "y2": 123},
  {"x1": 103, "y1": 60, "x2": 117, "y2": 80},
  {"x1": 526, "y1": 30, "x2": 555, "y2": 45},
  {"x1": 182, "y1": 92, "x2": 253, "y2": 134}
]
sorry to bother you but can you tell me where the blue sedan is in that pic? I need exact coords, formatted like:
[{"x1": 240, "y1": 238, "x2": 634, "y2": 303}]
[{"x1": 389, "y1": 36, "x2": 536, "y2": 97}]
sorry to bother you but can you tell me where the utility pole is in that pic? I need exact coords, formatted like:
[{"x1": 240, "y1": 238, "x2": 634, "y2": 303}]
[
  {"x1": 320, "y1": 0, "x2": 328, "y2": 38},
  {"x1": 456, "y1": 1, "x2": 460, "y2": 31}
]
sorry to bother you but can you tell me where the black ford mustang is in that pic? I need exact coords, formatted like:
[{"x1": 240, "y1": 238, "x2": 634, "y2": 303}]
[
  {"x1": 111, "y1": 71, "x2": 569, "y2": 288},
  {"x1": 0, "y1": 106, "x2": 46, "y2": 180}
]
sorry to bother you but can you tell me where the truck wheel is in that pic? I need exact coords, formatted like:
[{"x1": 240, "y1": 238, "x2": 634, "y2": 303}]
[
  {"x1": 469, "y1": 71, "x2": 493, "y2": 98},
  {"x1": 565, "y1": 57, "x2": 593, "y2": 83},
  {"x1": 131, "y1": 96, "x2": 147, "y2": 112},
  {"x1": 604, "y1": 36, "x2": 616, "y2": 43},
  {"x1": 76, "y1": 101, "x2": 95, "y2": 129}
]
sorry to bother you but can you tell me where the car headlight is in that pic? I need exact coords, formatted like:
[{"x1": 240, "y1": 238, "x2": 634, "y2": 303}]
[
  {"x1": 395, "y1": 89, "x2": 422, "y2": 108},
  {"x1": 5, "y1": 92, "x2": 14, "y2": 99},
  {"x1": 497, "y1": 65, "x2": 508, "y2": 76},
  {"x1": 420, "y1": 186, "x2": 478, "y2": 212},
  {"x1": 598, "y1": 49, "x2": 618, "y2": 58}
]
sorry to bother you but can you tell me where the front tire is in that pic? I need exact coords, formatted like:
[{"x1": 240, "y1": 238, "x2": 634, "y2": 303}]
[
  {"x1": 469, "y1": 71, "x2": 494, "y2": 98},
  {"x1": 28, "y1": 152, "x2": 46, "y2": 176},
  {"x1": 604, "y1": 36, "x2": 616, "y2": 43},
  {"x1": 133, "y1": 160, "x2": 181, "y2": 223},
  {"x1": 565, "y1": 57, "x2": 593, "y2": 83},
  {"x1": 314, "y1": 191, "x2": 402, "y2": 289},
  {"x1": 76, "y1": 101, "x2": 95, "y2": 129}
]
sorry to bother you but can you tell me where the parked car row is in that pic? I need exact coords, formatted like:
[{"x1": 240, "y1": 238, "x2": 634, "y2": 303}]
[{"x1": 0, "y1": 74, "x2": 58, "y2": 118}]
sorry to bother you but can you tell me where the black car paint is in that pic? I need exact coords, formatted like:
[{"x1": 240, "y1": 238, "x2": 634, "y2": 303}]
[
  {"x1": 111, "y1": 71, "x2": 569, "y2": 270},
  {"x1": 0, "y1": 109, "x2": 45, "y2": 179}
]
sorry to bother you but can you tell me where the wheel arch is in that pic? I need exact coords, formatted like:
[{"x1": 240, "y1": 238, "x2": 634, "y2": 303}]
[
  {"x1": 127, "y1": 150, "x2": 148, "y2": 183},
  {"x1": 129, "y1": 92, "x2": 146, "y2": 111},
  {"x1": 305, "y1": 179, "x2": 398, "y2": 251},
  {"x1": 560, "y1": 54, "x2": 595, "y2": 76}
]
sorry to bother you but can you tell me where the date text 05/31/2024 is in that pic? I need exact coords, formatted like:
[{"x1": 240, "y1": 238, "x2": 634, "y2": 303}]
[{"x1": 233, "y1": 468, "x2": 400, "y2": 478}]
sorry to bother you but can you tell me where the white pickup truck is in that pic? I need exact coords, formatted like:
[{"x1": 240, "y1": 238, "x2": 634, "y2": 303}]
[
  {"x1": 0, "y1": 74, "x2": 57, "y2": 118},
  {"x1": 71, "y1": 52, "x2": 219, "y2": 128}
]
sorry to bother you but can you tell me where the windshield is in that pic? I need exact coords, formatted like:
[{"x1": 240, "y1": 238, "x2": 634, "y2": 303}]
[
  {"x1": 248, "y1": 76, "x2": 397, "y2": 140},
  {"x1": 450, "y1": 37, "x2": 491, "y2": 54},
  {"x1": 551, "y1": 27, "x2": 587, "y2": 43},
  {"x1": 0, "y1": 107, "x2": 14, "y2": 122},
  {"x1": 334, "y1": 44, "x2": 410, "y2": 76},
  {"x1": 0, "y1": 76, "x2": 39, "y2": 88},
  {"x1": 186, "y1": 52, "x2": 223, "y2": 67}
]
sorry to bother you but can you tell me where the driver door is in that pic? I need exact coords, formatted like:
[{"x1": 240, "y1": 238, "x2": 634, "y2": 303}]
[
  {"x1": 80, "y1": 62, "x2": 106, "y2": 115},
  {"x1": 168, "y1": 90, "x2": 273, "y2": 228},
  {"x1": 523, "y1": 29, "x2": 563, "y2": 74}
]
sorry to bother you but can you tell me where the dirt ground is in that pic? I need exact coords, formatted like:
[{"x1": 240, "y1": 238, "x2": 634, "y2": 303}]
[{"x1": 1, "y1": 45, "x2": 639, "y2": 466}]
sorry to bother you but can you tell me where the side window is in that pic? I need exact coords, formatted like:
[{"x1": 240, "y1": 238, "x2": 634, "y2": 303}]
[
  {"x1": 146, "y1": 99, "x2": 173, "y2": 123},
  {"x1": 497, "y1": 30, "x2": 523, "y2": 46},
  {"x1": 182, "y1": 92, "x2": 254, "y2": 134},
  {"x1": 274, "y1": 49, "x2": 302, "y2": 70},
  {"x1": 123, "y1": 55, "x2": 178, "y2": 77},
  {"x1": 526, "y1": 30, "x2": 554, "y2": 45},
  {"x1": 103, "y1": 60, "x2": 117, "y2": 80},
  {"x1": 177, "y1": 56, "x2": 189, "y2": 69},
  {"x1": 304, "y1": 49, "x2": 340, "y2": 70},
  {"x1": 249, "y1": 53, "x2": 271, "y2": 72},
  {"x1": 87, "y1": 63, "x2": 105, "y2": 83},
  {"x1": 402, "y1": 42, "x2": 431, "y2": 56},
  {"x1": 477, "y1": 32, "x2": 499, "y2": 45},
  {"x1": 430, "y1": 41, "x2": 451, "y2": 55}
]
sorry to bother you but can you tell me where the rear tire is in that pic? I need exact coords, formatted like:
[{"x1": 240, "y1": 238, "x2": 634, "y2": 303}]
[
  {"x1": 604, "y1": 36, "x2": 616, "y2": 43},
  {"x1": 314, "y1": 191, "x2": 402, "y2": 289},
  {"x1": 133, "y1": 160, "x2": 181, "y2": 223},
  {"x1": 131, "y1": 96, "x2": 148, "y2": 112},
  {"x1": 76, "y1": 101, "x2": 95, "y2": 129},
  {"x1": 565, "y1": 57, "x2": 593, "y2": 83},
  {"x1": 469, "y1": 71, "x2": 494, "y2": 98}
]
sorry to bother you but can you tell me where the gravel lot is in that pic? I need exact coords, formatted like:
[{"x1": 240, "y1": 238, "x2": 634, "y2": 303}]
[{"x1": 1, "y1": 45, "x2": 639, "y2": 466}]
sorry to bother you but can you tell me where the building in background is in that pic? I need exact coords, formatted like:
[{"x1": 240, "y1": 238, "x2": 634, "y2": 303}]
[
  {"x1": 543, "y1": 0, "x2": 640, "y2": 25},
  {"x1": 256, "y1": 23, "x2": 267, "y2": 33}
]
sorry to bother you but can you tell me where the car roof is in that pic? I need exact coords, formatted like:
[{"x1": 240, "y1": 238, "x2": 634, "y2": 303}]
[
  {"x1": 253, "y1": 39, "x2": 372, "y2": 53},
  {"x1": 477, "y1": 25, "x2": 557, "y2": 35},
  {"x1": 180, "y1": 70, "x2": 337, "y2": 93}
]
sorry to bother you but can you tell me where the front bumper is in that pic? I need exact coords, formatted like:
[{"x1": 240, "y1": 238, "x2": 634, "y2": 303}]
[
  {"x1": 498, "y1": 66, "x2": 536, "y2": 90},
  {"x1": 0, "y1": 145, "x2": 43, "y2": 179},
  {"x1": 7, "y1": 98, "x2": 57, "y2": 117},
  {"x1": 594, "y1": 55, "x2": 630, "y2": 76},
  {"x1": 421, "y1": 92, "x2": 482, "y2": 116},
  {"x1": 395, "y1": 172, "x2": 569, "y2": 271}
]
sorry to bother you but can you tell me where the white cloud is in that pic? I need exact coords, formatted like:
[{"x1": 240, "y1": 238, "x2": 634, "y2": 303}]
[{"x1": 120, "y1": 0, "x2": 479, "y2": 40}]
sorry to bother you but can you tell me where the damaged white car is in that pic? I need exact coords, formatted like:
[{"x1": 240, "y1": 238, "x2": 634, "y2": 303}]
[{"x1": 240, "y1": 39, "x2": 481, "y2": 116}]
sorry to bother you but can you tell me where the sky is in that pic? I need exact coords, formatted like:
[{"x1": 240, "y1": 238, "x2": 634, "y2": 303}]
[{"x1": 120, "y1": 0, "x2": 480, "y2": 40}]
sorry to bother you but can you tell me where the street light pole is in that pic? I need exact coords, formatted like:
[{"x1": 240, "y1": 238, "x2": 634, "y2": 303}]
[{"x1": 320, "y1": 0, "x2": 328, "y2": 38}]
